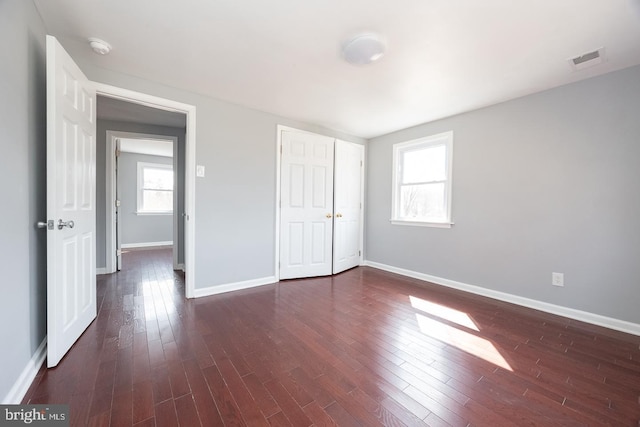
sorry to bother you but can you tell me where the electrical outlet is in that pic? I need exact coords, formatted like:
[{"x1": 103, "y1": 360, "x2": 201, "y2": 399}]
[{"x1": 552, "y1": 272, "x2": 564, "y2": 287}]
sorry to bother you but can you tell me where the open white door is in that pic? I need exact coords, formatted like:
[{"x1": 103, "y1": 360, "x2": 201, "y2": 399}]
[
  {"x1": 46, "y1": 35, "x2": 97, "y2": 368},
  {"x1": 333, "y1": 140, "x2": 364, "y2": 274},
  {"x1": 280, "y1": 130, "x2": 334, "y2": 279}
]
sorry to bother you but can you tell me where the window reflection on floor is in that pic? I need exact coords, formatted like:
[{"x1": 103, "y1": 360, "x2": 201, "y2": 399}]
[{"x1": 410, "y1": 295, "x2": 513, "y2": 371}]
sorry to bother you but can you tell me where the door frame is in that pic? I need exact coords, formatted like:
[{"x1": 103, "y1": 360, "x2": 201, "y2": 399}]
[
  {"x1": 96, "y1": 83, "x2": 197, "y2": 298},
  {"x1": 275, "y1": 125, "x2": 365, "y2": 281},
  {"x1": 104, "y1": 131, "x2": 180, "y2": 274}
]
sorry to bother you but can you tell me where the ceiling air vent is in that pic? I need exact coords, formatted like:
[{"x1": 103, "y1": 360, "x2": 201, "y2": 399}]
[{"x1": 569, "y1": 48, "x2": 605, "y2": 71}]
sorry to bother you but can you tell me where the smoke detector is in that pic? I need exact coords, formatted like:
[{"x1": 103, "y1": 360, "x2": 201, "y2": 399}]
[
  {"x1": 88, "y1": 38, "x2": 112, "y2": 55},
  {"x1": 568, "y1": 47, "x2": 605, "y2": 71}
]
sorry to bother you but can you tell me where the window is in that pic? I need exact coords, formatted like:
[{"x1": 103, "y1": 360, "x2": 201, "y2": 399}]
[
  {"x1": 391, "y1": 131, "x2": 453, "y2": 227},
  {"x1": 137, "y1": 162, "x2": 174, "y2": 214}
]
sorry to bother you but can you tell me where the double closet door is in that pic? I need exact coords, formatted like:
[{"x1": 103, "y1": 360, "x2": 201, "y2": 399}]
[{"x1": 279, "y1": 128, "x2": 364, "y2": 280}]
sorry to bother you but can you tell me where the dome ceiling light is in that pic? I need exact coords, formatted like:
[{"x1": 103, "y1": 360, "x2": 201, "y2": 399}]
[
  {"x1": 88, "y1": 37, "x2": 112, "y2": 55},
  {"x1": 341, "y1": 34, "x2": 386, "y2": 66}
]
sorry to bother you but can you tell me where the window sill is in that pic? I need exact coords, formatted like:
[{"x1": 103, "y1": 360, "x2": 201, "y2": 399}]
[
  {"x1": 390, "y1": 219, "x2": 454, "y2": 228},
  {"x1": 135, "y1": 211, "x2": 173, "y2": 216}
]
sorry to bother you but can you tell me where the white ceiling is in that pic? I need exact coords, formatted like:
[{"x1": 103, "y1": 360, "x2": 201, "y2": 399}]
[{"x1": 34, "y1": 0, "x2": 640, "y2": 139}]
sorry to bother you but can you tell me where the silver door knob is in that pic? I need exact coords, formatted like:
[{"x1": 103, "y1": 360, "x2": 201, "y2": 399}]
[
  {"x1": 58, "y1": 219, "x2": 75, "y2": 230},
  {"x1": 37, "y1": 220, "x2": 54, "y2": 230}
]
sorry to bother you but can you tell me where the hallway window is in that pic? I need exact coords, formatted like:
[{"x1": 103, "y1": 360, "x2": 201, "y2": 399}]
[{"x1": 137, "y1": 162, "x2": 173, "y2": 214}]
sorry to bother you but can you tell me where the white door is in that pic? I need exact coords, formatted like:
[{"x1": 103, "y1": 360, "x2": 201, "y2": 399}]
[
  {"x1": 46, "y1": 35, "x2": 97, "y2": 368},
  {"x1": 333, "y1": 140, "x2": 364, "y2": 274},
  {"x1": 280, "y1": 130, "x2": 335, "y2": 279}
]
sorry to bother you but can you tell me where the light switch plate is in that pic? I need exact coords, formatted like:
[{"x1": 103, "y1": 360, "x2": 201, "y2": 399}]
[{"x1": 196, "y1": 165, "x2": 205, "y2": 177}]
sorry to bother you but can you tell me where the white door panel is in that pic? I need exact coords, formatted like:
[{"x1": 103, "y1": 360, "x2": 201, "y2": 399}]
[
  {"x1": 333, "y1": 140, "x2": 364, "y2": 274},
  {"x1": 46, "y1": 35, "x2": 97, "y2": 367},
  {"x1": 280, "y1": 131, "x2": 334, "y2": 279}
]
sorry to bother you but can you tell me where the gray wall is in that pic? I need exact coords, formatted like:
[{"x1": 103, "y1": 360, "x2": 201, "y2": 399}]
[
  {"x1": 366, "y1": 65, "x2": 640, "y2": 324},
  {"x1": 80, "y1": 61, "x2": 366, "y2": 288},
  {"x1": 118, "y1": 152, "x2": 174, "y2": 246},
  {"x1": 0, "y1": 0, "x2": 47, "y2": 402},
  {"x1": 96, "y1": 119, "x2": 186, "y2": 268}
]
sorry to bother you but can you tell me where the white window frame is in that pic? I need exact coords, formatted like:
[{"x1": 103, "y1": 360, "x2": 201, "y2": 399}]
[
  {"x1": 136, "y1": 162, "x2": 174, "y2": 215},
  {"x1": 391, "y1": 131, "x2": 454, "y2": 228}
]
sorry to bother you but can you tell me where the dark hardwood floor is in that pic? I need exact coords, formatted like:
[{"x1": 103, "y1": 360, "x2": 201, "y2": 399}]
[{"x1": 23, "y1": 248, "x2": 640, "y2": 426}]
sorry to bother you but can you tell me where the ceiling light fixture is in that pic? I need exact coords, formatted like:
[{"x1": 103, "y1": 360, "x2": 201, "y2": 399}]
[
  {"x1": 88, "y1": 37, "x2": 112, "y2": 55},
  {"x1": 342, "y1": 34, "x2": 386, "y2": 65}
]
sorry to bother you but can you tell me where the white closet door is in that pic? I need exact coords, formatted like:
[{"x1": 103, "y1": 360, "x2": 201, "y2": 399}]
[
  {"x1": 46, "y1": 35, "x2": 97, "y2": 367},
  {"x1": 280, "y1": 130, "x2": 335, "y2": 279},
  {"x1": 333, "y1": 140, "x2": 364, "y2": 274}
]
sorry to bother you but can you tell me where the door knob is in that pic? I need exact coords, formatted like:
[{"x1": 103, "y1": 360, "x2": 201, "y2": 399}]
[
  {"x1": 325, "y1": 213, "x2": 332, "y2": 218},
  {"x1": 336, "y1": 213, "x2": 343, "y2": 218},
  {"x1": 37, "y1": 220, "x2": 53, "y2": 230},
  {"x1": 58, "y1": 219, "x2": 75, "y2": 230}
]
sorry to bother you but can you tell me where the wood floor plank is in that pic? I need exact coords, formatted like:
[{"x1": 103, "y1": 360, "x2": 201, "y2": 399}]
[
  {"x1": 174, "y1": 394, "x2": 202, "y2": 427},
  {"x1": 23, "y1": 248, "x2": 640, "y2": 426}
]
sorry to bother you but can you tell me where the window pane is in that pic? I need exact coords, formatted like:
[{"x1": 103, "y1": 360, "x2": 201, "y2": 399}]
[
  {"x1": 402, "y1": 145, "x2": 446, "y2": 183},
  {"x1": 143, "y1": 168, "x2": 173, "y2": 190},
  {"x1": 400, "y1": 183, "x2": 445, "y2": 220},
  {"x1": 142, "y1": 190, "x2": 173, "y2": 212}
]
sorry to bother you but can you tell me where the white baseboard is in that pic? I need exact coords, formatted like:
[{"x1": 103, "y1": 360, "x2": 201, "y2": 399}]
[
  {"x1": 2, "y1": 338, "x2": 47, "y2": 404},
  {"x1": 96, "y1": 267, "x2": 108, "y2": 275},
  {"x1": 175, "y1": 263, "x2": 185, "y2": 272},
  {"x1": 194, "y1": 276, "x2": 277, "y2": 298},
  {"x1": 121, "y1": 241, "x2": 173, "y2": 249},
  {"x1": 364, "y1": 260, "x2": 640, "y2": 337}
]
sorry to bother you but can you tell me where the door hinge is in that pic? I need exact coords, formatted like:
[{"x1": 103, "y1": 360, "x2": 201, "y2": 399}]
[
  {"x1": 360, "y1": 160, "x2": 363, "y2": 167},
  {"x1": 115, "y1": 199, "x2": 121, "y2": 208},
  {"x1": 359, "y1": 250, "x2": 361, "y2": 257}
]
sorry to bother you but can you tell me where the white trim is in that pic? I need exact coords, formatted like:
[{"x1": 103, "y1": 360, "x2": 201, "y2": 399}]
[
  {"x1": 135, "y1": 212, "x2": 173, "y2": 216},
  {"x1": 96, "y1": 267, "x2": 108, "y2": 275},
  {"x1": 390, "y1": 220, "x2": 454, "y2": 228},
  {"x1": 2, "y1": 338, "x2": 47, "y2": 404},
  {"x1": 364, "y1": 260, "x2": 640, "y2": 337},
  {"x1": 121, "y1": 241, "x2": 173, "y2": 249},
  {"x1": 95, "y1": 83, "x2": 197, "y2": 299},
  {"x1": 194, "y1": 276, "x2": 277, "y2": 298}
]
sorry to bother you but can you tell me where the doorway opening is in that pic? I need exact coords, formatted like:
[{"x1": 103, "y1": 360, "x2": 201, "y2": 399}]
[
  {"x1": 105, "y1": 132, "x2": 182, "y2": 273},
  {"x1": 95, "y1": 85, "x2": 196, "y2": 298}
]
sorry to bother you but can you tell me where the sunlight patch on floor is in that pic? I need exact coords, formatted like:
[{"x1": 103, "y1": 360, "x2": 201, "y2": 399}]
[
  {"x1": 410, "y1": 296, "x2": 512, "y2": 371},
  {"x1": 410, "y1": 296, "x2": 479, "y2": 331}
]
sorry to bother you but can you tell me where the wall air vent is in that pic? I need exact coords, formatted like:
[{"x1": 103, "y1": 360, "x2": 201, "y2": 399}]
[{"x1": 569, "y1": 47, "x2": 605, "y2": 71}]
